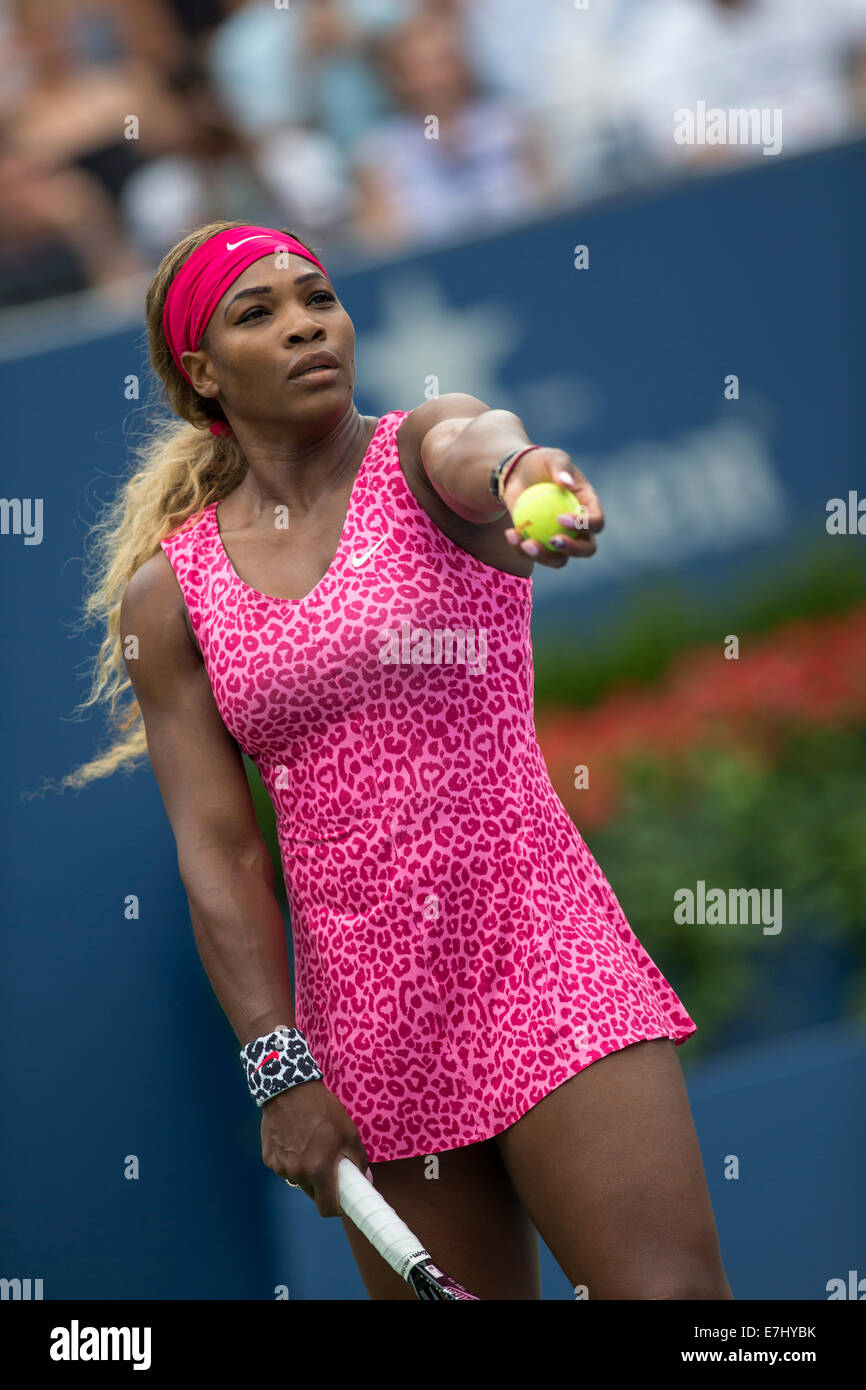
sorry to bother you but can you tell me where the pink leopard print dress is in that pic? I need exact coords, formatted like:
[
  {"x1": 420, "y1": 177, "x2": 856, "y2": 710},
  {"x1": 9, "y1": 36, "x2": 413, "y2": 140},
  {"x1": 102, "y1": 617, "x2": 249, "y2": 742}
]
[{"x1": 160, "y1": 409, "x2": 697, "y2": 1162}]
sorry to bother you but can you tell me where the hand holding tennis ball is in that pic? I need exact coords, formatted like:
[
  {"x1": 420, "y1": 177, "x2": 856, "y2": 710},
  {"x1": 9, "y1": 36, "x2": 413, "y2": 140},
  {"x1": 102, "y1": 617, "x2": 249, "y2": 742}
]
[
  {"x1": 501, "y1": 446, "x2": 604, "y2": 564},
  {"x1": 511, "y1": 483, "x2": 587, "y2": 552}
]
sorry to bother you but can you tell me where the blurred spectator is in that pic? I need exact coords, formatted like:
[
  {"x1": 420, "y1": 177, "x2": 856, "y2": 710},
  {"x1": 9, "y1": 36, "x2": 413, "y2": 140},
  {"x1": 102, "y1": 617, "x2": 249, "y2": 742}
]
[
  {"x1": 346, "y1": 7, "x2": 557, "y2": 252},
  {"x1": 203, "y1": 0, "x2": 403, "y2": 242},
  {"x1": 619, "y1": 0, "x2": 866, "y2": 171},
  {"x1": 57, "y1": 0, "x2": 205, "y2": 72},
  {"x1": 0, "y1": 0, "x2": 205, "y2": 304},
  {"x1": 207, "y1": 0, "x2": 398, "y2": 151},
  {"x1": 1, "y1": 2, "x2": 194, "y2": 193},
  {"x1": 430, "y1": 0, "x2": 556, "y2": 109},
  {"x1": 0, "y1": 138, "x2": 145, "y2": 305},
  {"x1": 119, "y1": 50, "x2": 290, "y2": 261},
  {"x1": 505, "y1": 0, "x2": 640, "y2": 200},
  {"x1": 1, "y1": 0, "x2": 865, "y2": 314},
  {"x1": 206, "y1": 0, "x2": 307, "y2": 136},
  {"x1": 296, "y1": 0, "x2": 404, "y2": 153},
  {"x1": 0, "y1": 1, "x2": 173, "y2": 304}
]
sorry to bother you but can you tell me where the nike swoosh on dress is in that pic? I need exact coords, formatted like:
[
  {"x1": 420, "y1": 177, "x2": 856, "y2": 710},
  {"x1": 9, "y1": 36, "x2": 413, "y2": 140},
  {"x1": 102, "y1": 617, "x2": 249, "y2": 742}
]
[{"x1": 350, "y1": 536, "x2": 387, "y2": 566}]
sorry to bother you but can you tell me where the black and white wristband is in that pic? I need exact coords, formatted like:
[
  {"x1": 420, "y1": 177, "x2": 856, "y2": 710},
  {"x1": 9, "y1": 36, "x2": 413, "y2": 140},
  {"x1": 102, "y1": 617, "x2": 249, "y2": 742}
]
[{"x1": 240, "y1": 1025, "x2": 324, "y2": 1107}]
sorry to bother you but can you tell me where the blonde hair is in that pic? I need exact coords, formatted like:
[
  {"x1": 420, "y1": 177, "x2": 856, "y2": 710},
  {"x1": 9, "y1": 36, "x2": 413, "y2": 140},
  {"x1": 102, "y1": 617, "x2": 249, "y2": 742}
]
[{"x1": 38, "y1": 219, "x2": 322, "y2": 794}]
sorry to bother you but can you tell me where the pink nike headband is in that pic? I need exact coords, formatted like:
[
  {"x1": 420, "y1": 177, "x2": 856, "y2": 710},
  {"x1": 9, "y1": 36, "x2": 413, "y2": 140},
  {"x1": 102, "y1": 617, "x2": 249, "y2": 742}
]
[{"x1": 162, "y1": 225, "x2": 329, "y2": 387}]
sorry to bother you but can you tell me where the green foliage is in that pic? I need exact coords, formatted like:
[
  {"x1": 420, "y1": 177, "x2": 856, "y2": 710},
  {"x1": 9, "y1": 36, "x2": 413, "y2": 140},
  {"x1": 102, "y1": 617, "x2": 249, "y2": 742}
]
[
  {"x1": 585, "y1": 724, "x2": 866, "y2": 1058},
  {"x1": 533, "y1": 535, "x2": 866, "y2": 708}
]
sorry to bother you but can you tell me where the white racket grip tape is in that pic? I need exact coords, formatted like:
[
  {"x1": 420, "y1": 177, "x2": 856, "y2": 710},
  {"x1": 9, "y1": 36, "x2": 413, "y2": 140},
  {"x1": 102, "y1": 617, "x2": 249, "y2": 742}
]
[{"x1": 337, "y1": 1157, "x2": 430, "y2": 1282}]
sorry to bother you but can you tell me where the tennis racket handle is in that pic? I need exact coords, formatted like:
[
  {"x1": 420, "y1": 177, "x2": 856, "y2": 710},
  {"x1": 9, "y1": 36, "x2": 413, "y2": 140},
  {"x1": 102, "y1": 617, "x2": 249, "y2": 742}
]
[{"x1": 337, "y1": 1157, "x2": 429, "y2": 1282}]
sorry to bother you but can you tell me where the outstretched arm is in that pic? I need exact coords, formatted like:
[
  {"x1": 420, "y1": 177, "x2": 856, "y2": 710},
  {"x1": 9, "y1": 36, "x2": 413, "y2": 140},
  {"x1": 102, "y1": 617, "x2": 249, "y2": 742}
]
[{"x1": 408, "y1": 393, "x2": 605, "y2": 565}]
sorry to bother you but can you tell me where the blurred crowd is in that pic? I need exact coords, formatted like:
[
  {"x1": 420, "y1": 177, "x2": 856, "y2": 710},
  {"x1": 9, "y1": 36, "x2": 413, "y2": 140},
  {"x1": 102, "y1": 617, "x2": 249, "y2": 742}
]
[{"x1": 1, "y1": 0, "x2": 865, "y2": 310}]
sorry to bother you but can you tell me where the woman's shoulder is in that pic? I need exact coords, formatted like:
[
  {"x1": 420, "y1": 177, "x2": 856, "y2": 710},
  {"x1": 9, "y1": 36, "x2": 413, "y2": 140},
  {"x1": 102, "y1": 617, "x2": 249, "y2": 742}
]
[
  {"x1": 121, "y1": 548, "x2": 204, "y2": 668},
  {"x1": 123, "y1": 545, "x2": 189, "y2": 613}
]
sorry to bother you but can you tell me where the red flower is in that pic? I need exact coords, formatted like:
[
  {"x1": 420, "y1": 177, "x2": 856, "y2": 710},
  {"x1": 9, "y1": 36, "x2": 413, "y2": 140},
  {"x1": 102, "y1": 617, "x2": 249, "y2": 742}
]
[{"x1": 538, "y1": 602, "x2": 866, "y2": 829}]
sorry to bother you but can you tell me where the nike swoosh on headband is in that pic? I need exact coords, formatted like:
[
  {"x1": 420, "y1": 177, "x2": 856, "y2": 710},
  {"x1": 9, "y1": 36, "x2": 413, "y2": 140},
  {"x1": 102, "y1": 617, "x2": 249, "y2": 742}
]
[
  {"x1": 225, "y1": 235, "x2": 272, "y2": 250},
  {"x1": 350, "y1": 536, "x2": 387, "y2": 566}
]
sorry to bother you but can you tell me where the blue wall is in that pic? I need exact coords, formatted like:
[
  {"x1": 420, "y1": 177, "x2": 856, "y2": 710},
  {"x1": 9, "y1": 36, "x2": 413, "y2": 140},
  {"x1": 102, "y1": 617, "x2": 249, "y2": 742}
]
[{"x1": 2, "y1": 140, "x2": 864, "y2": 1298}]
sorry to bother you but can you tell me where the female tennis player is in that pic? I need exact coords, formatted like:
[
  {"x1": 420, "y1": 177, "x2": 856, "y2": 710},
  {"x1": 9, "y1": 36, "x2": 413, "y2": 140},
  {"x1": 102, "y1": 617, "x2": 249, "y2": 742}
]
[{"x1": 72, "y1": 221, "x2": 732, "y2": 1300}]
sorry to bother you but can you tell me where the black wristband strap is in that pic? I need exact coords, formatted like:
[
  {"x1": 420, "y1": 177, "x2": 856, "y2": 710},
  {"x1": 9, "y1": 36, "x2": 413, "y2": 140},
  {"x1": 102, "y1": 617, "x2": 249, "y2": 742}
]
[{"x1": 489, "y1": 445, "x2": 541, "y2": 505}]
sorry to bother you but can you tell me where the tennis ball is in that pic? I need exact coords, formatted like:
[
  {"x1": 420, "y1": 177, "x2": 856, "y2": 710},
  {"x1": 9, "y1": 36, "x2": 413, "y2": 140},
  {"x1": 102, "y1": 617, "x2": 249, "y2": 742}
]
[{"x1": 511, "y1": 482, "x2": 586, "y2": 552}]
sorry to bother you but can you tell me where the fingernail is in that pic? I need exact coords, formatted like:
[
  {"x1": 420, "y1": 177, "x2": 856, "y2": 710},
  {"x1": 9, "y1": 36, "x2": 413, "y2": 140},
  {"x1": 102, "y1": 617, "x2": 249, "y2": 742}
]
[
  {"x1": 521, "y1": 540, "x2": 541, "y2": 555},
  {"x1": 550, "y1": 536, "x2": 567, "y2": 549},
  {"x1": 557, "y1": 471, "x2": 573, "y2": 486},
  {"x1": 557, "y1": 514, "x2": 579, "y2": 528}
]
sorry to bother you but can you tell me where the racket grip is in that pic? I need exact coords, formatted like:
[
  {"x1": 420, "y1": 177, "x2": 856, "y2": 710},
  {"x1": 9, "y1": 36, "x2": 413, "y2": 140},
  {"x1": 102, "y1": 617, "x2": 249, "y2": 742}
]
[{"x1": 337, "y1": 1156, "x2": 429, "y2": 1282}]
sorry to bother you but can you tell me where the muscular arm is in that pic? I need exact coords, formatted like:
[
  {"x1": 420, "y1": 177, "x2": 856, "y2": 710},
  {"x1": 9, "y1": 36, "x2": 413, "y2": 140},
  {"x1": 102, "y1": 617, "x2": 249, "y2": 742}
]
[
  {"x1": 120, "y1": 551, "x2": 296, "y2": 1048},
  {"x1": 408, "y1": 395, "x2": 534, "y2": 524},
  {"x1": 405, "y1": 394, "x2": 604, "y2": 563}
]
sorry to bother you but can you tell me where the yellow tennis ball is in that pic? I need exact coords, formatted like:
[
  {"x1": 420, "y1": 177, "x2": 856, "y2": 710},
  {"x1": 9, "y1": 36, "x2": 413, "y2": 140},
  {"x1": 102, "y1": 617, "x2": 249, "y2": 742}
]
[{"x1": 511, "y1": 482, "x2": 586, "y2": 551}]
